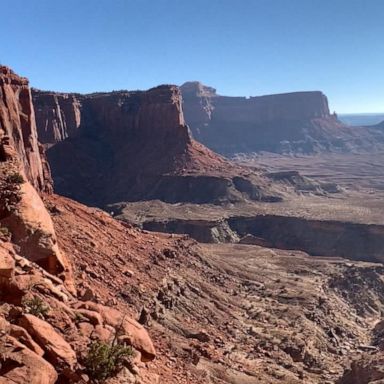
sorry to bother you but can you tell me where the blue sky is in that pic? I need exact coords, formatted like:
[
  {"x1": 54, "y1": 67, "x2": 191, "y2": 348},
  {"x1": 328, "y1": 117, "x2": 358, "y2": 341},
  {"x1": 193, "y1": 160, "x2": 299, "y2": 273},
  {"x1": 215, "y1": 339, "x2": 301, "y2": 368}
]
[{"x1": 2, "y1": 0, "x2": 383, "y2": 112}]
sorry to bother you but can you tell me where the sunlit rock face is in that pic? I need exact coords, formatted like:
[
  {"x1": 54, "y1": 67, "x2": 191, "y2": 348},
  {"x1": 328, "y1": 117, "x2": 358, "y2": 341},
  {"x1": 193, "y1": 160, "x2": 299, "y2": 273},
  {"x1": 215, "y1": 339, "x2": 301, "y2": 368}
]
[{"x1": 0, "y1": 66, "x2": 52, "y2": 192}]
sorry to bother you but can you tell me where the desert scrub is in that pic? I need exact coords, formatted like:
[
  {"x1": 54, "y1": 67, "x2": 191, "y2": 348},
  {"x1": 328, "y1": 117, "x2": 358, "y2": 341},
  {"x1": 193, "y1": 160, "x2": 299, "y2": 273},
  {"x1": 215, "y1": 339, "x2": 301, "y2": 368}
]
[
  {"x1": 74, "y1": 312, "x2": 86, "y2": 323},
  {"x1": 0, "y1": 226, "x2": 10, "y2": 240},
  {"x1": 84, "y1": 340, "x2": 133, "y2": 382},
  {"x1": 0, "y1": 171, "x2": 24, "y2": 213},
  {"x1": 22, "y1": 296, "x2": 50, "y2": 319},
  {"x1": 6, "y1": 172, "x2": 24, "y2": 184}
]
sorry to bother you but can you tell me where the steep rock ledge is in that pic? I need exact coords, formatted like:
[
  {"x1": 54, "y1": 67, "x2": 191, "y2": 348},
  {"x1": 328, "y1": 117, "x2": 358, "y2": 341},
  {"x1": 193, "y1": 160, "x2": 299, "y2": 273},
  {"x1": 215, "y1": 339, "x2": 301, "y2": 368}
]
[
  {"x1": 32, "y1": 90, "x2": 82, "y2": 144},
  {"x1": 0, "y1": 66, "x2": 52, "y2": 192}
]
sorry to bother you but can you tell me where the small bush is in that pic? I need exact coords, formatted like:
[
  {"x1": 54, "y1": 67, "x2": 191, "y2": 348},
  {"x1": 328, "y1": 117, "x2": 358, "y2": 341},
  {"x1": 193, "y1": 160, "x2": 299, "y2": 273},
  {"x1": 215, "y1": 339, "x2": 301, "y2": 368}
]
[
  {"x1": 84, "y1": 340, "x2": 133, "y2": 382},
  {"x1": 6, "y1": 172, "x2": 24, "y2": 184},
  {"x1": 74, "y1": 312, "x2": 86, "y2": 323},
  {"x1": 22, "y1": 296, "x2": 50, "y2": 319},
  {"x1": 0, "y1": 226, "x2": 10, "y2": 239}
]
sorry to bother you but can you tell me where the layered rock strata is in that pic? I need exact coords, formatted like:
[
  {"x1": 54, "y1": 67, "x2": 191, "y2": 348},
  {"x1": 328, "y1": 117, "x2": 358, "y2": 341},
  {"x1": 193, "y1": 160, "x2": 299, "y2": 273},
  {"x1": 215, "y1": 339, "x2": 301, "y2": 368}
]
[
  {"x1": 180, "y1": 81, "x2": 384, "y2": 155},
  {"x1": 33, "y1": 86, "x2": 281, "y2": 206},
  {"x1": 32, "y1": 90, "x2": 81, "y2": 144}
]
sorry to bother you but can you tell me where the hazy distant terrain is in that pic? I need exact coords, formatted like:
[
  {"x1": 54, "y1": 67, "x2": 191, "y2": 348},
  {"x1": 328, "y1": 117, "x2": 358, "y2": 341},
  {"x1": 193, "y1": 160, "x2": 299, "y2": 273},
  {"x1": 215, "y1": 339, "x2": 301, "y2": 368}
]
[{"x1": 339, "y1": 113, "x2": 384, "y2": 126}]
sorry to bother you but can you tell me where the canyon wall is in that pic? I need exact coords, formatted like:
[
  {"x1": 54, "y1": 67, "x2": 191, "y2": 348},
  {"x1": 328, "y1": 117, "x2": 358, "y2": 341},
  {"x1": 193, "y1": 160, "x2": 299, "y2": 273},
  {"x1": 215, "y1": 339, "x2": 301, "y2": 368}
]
[
  {"x1": 0, "y1": 67, "x2": 159, "y2": 383},
  {"x1": 0, "y1": 66, "x2": 70, "y2": 280},
  {"x1": 0, "y1": 67, "x2": 52, "y2": 192},
  {"x1": 141, "y1": 214, "x2": 384, "y2": 263},
  {"x1": 33, "y1": 86, "x2": 282, "y2": 206},
  {"x1": 32, "y1": 90, "x2": 82, "y2": 144},
  {"x1": 181, "y1": 81, "x2": 383, "y2": 155}
]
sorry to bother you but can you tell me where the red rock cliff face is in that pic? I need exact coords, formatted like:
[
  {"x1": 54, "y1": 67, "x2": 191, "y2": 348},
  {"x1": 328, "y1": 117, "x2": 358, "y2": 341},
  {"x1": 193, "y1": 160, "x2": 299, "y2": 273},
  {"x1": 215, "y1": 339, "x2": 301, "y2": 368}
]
[
  {"x1": 32, "y1": 90, "x2": 81, "y2": 145},
  {"x1": 34, "y1": 85, "x2": 281, "y2": 206},
  {"x1": 0, "y1": 66, "x2": 52, "y2": 192},
  {"x1": 181, "y1": 81, "x2": 381, "y2": 155}
]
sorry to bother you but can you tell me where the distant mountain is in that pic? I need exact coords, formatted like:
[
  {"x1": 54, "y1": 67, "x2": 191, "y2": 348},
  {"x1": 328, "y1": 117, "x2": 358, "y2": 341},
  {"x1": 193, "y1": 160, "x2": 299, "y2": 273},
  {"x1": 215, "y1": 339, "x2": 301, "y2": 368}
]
[
  {"x1": 180, "y1": 81, "x2": 384, "y2": 155},
  {"x1": 339, "y1": 113, "x2": 384, "y2": 126}
]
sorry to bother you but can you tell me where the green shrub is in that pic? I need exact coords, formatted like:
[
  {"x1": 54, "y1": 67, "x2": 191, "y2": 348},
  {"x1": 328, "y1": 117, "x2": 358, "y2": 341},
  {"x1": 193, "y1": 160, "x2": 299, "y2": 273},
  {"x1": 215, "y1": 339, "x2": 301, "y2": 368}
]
[
  {"x1": 84, "y1": 340, "x2": 133, "y2": 382},
  {"x1": 6, "y1": 172, "x2": 24, "y2": 184},
  {"x1": 74, "y1": 312, "x2": 86, "y2": 323},
  {"x1": 22, "y1": 296, "x2": 50, "y2": 319},
  {"x1": 0, "y1": 226, "x2": 10, "y2": 239}
]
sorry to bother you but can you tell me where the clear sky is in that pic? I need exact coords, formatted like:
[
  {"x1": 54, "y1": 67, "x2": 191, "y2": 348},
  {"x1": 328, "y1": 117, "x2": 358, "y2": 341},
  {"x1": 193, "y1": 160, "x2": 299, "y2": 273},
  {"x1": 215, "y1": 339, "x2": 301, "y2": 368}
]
[{"x1": 2, "y1": 0, "x2": 383, "y2": 113}]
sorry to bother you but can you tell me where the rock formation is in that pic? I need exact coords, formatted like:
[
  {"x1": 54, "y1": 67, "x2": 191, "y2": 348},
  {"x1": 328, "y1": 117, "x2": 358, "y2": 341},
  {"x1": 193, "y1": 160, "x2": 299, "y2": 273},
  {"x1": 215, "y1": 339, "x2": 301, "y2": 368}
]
[
  {"x1": 33, "y1": 86, "x2": 282, "y2": 206},
  {"x1": 0, "y1": 67, "x2": 52, "y2": 192},
  {"x1": 180, "y1": 81, "x2": 384, "y2": 155},
  {"x1": 0, "y1": 67, "x2": 158, "y2": 383},
  {"x1": 1, "y1": 66, "x2": 383, "y2": 384},
  {"x1": 32, "y1": 90, "x2": 81, "y2": 144}
]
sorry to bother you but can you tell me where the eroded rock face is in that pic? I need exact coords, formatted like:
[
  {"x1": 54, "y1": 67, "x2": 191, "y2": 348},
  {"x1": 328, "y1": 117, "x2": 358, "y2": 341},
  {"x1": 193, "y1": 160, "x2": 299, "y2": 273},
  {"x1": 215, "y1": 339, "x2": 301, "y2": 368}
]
[
  {"x1": 33, "y1": 85, "x2": 281, "y2": 206},
  {"x1": 0, "y1": 66, "x2": 72, "y2": 285},
  {"x1": 0, "y1": 66, "x2": 52, "y2": 192},
  {"x1": 180, "y1": 81, "x2": 384, "y2": 155},
  {"x1": 32, "y1": 90, "x2": 81, "y2": 145}
]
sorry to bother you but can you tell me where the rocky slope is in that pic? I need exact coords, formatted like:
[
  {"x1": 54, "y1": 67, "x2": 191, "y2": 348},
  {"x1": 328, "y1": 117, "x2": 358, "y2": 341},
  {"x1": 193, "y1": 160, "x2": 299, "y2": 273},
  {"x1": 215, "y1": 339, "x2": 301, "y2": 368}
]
[
  {"x1": 1, "y1": 66, "x2": 383, "y2": 384},
  {"x1": 0, "y1": 67, "x2": 160, "y2": 384},
  {"x1": 42, "y1": 197, "x2": 384, "y2": 383},
  {"x1": 180, "y1": 81, "x2": 384, "y2": 155},
  {"x1": 32, "y1": 87, "x2": 284, "y2": 207}
]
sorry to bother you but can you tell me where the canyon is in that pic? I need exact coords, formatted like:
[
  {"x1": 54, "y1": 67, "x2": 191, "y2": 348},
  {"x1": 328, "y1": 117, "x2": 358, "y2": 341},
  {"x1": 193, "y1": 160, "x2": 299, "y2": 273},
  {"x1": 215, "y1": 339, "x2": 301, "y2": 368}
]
[
  {"x1": 1, "y1": 66, "x2": 384, "y2": 384},
  {"x1": 32, "y1": 88, "x2": 286, "y2": 207},
  {"x1": 180, "y1": 81, "x2": 384, "y2": 155}
]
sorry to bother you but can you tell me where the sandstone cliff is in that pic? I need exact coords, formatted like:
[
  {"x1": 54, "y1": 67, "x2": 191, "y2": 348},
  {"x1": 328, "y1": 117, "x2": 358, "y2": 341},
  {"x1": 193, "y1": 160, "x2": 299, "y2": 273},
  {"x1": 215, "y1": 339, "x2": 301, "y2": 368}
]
[
  {"x1": 33, "y1": 86, "x2": 282, "y2": 206},
  {"x1": 0, "y1": 67, "x2": 159, "y2": 383},
  {"x1": 0, "y1": 67, "x2": 52, "y2": 191},
  {"x1": 32, "y1": 90, "x2": 82, "y2": 144},
  {"x1": 180, "y1": 81, "x2": 384, "y2": 155}
]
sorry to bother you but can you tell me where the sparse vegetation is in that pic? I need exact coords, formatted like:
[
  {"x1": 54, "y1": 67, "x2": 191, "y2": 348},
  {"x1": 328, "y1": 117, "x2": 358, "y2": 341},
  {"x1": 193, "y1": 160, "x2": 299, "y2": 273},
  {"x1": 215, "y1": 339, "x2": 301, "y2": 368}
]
[
  {"x1": 0, "y1": 226, "x2": 10, "y2": 239},
  {"x1": 22, "y1": 296, "x2": 50, "y2": 319},
  {"x1": 74, "y1": 312, "x2": 86, "y2": 323},
  {"x1": 0, "y1": 169, "x2": 24, "y2": 213},
  {"x1": 6, "y1": 172, "x2": 24, "y2": 184},
  {"x1": 84, "y1": 340, "x2": 133, "y2": 382}
]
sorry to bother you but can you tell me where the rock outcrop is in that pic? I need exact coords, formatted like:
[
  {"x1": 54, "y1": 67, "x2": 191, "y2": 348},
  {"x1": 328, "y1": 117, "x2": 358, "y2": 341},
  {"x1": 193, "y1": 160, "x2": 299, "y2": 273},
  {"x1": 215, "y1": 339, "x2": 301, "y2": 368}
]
[
  {"x1": 32, "y1": 90, "x2": 81, "y2": 145},
  {"x1": 180, "y1": 81, "x2": 384, "y2": 155},
  {"x1": 33, "y1": 86, "x2": 283, "y2": 206},
  {"x1": 0, "y1": 66, "x2": 158, "y2": 384},
  {"x1": 0, "y1": 66, "x2": 70, "y2": 283},
  {"x1": 338, "y1": 353, "x2": 384, "y2": 384},
  {"x1": 0, "y1": 66, "x2": 52, "y2": 192}
]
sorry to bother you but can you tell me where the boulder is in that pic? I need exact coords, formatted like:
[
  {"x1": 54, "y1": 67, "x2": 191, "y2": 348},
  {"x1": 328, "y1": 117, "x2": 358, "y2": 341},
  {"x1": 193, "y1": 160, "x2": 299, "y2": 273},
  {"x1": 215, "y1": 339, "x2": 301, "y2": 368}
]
[
  {"x1": 0, "y1": 242, "x2": 15, "y2": 280},
  {"x1": 76, "y1": 302, "x2": 156, "y2": 361},
  {"x1": 18, "y1": 314, "x2": 77, "y2": 368},
  {"x1": 2, "y1": 181, "x2": 72, "y2": 280},
  {"x1": 9, "y1": 323, "x2": 44, "y2": 356},
  {"x1": 0, "y1": 335, "x2": 57, "y2": 384}
]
